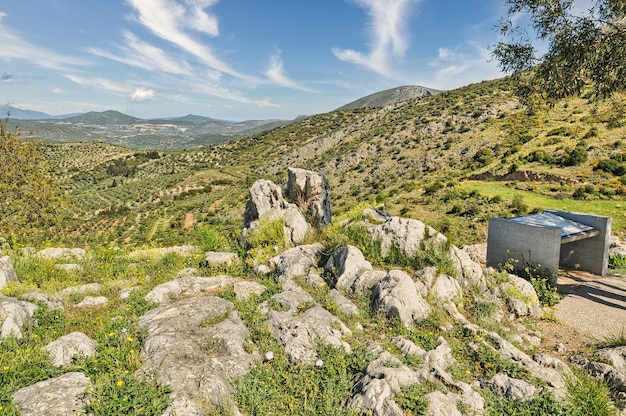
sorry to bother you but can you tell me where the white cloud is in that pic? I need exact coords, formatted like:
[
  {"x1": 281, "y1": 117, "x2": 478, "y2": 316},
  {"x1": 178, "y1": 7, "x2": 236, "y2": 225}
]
[
  {"x1": 333, "y1": 0, "x2": 420, "y2": 77},
  {"x1": 64, "y1": 74, "x2": 130, "y2": 95},
  {"x1": 0, "y1": 13, "x2": 87, "y2": 70},
  {"x1": 88, "y1": 31, "x2": 192, "y2": 75},
  {"x1": 265, "y1": 52, "x2": 315, "y2": 92},
  {"x1": 130, "y1": 88, "x2": 156, "y2": 101},
  {"x1": 125, "y1": 0, "x2": 250, "y2": 80}
]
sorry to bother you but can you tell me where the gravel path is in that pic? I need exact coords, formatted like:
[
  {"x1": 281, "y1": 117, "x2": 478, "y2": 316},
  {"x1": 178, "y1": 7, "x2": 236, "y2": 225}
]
[{"x1": 553, "y1": 271, "x2": 626, "y2": 342}]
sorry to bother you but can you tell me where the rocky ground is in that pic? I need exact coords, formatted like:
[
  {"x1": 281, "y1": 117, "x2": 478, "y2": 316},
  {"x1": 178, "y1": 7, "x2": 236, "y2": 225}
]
[{"x1": 1, "y1": 168, "x2": 626, "y2": 415}]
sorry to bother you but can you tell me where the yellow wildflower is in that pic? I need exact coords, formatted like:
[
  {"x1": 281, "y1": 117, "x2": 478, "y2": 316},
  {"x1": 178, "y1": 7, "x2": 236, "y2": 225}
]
[{"x1": 116, "y1": 380, "x2": 124, "y2": 387}]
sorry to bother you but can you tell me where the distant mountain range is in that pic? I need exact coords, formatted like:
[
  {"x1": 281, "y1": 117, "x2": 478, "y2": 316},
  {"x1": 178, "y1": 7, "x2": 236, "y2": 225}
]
[{"x1": 1, "y1": 85, "x2": 440, "y2": 149}]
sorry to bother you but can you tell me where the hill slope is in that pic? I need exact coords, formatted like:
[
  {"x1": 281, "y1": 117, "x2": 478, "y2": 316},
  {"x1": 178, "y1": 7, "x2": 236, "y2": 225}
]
[
  {"x1": 336, "y1": 85, "x2": 439, "y2": 110},
  {"x1": 40, "y1": 77, "x2": 626, "y2": 247}
]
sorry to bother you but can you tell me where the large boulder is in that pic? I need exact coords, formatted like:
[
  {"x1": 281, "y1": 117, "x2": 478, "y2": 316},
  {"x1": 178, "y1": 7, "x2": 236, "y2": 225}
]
[
  {"x1": 44, "y1": 332, "x2": 97, "y2": 367},
  {"x1": 0, "y1": 294, "x2": 37, "y2": 339},
  {"x1": 145, "y1": 275, "x2": 236, "y2": 305},
  {"x1": 269, "y1": 244, "x2": 321, "y2": 281},
  {"x1": 324, "y1": 245, "x2": 376, "y2": 292},
  {"x1": 368, "y1": 216, "x2": 447, "y2": 257},
  {"x1": 12, "y1": 372, "x2": 90, "y2": 416},
  {"x1": 0, "y1": 255, "x2": 18, "y2": 289},
  {"x1": 139, "y1": 296, "x2": 257, "y2": 415},
  {"x1": 286, "y1": 167, "x2": 332, "y2": 227},
  {"x1": 242, "y1": 179, "x2": 310, "y2": 247},
  {"x1": 371, "y1": 270, "x2": 431, "y2": 328}
]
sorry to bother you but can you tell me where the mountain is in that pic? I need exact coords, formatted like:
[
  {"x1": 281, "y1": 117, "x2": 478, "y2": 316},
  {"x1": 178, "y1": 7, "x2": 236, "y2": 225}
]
[
  {"x1": 336, "y1": 85, "x2": 440, "y2": 110},
  {"x1": 62, "y1": 110, "x2": 142, "y2": 125},
  {"x1": 0, "y1": 103, "x2": 53, "y2": 119}
]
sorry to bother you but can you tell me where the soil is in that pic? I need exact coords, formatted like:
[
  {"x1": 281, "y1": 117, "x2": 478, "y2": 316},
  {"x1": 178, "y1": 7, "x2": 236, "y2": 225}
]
[{"x1": 537, "y1": 270, "x2": 626, "y2": 355}]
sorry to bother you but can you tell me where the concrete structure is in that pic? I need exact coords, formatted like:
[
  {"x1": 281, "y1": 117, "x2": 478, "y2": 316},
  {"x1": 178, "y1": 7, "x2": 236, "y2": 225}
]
[{"x1": 487, "y1": 210, "x2": 612, "y2": 277}]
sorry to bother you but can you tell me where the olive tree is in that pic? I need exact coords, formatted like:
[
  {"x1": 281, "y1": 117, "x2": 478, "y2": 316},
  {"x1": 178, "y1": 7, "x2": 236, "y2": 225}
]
[
  {"x1": 0, "y1": 117, "x2": 64, "y2": 241},
  {"x1": 493, "y1": 0, "x2": 626, "y2": 106}
]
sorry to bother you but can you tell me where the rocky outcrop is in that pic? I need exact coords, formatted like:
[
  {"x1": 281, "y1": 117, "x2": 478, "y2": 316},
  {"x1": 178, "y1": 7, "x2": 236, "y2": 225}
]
[
  {"x1": 372, "y1": 270, "x2": 431, "y2": 328},
  {"x1": 145, "y1": 275, "x2": 236, "y2": 305},
  {"x1": 269, "y1": 244, "x2": 321, "y2": 281},
  {"x1": 286, "y1": 167, "x2": 332, "y2": 227},
  {"x1": 44, "y1": 332, "x2": 97, "y2": 367},
  {"x1": 128, "y1": 245, "x2": 198, "y2": 259},
  {"x1": 0, "y1": 255, "x2": 18, "y2": 289},
  {"x1": 242, "y1": 179, "x2": 309, "y2": 247},
  {"x1": 483, "y1": 373, "x2": 537, "y2": 401},
  {"x1": 34, "y1": 247, "x2": 86, "y2": 261},
  {"x1": 269, "y1": 306, "x2": 352, "y2": 363},
  {"x1": 500, "y1": 274, "x2": 541, "y2": 318},
  {"x1": 204, "y1": 251, "x2": 238, "y2": 267},
  {"x1": 139, "y1": 296, "x2": 257, "y2": 415},
  {"x1": 324, "y1": 245, "x2": 381, "y2": 294},
  {"x1": 11, "y1": 372, "x2": 90, "y2": 416},
  {"x1": 0, "y1": 294, "x2": 37, "y2": 339},
  {"x1": 233, "y1": 281, "x2": 267, "y2": 300},
  {"x1": 75, "y1": 296, "x2": 108, "y2": 308},
  {"x1": 368, "y1": 216, "x2": 447, "y2": 256}
]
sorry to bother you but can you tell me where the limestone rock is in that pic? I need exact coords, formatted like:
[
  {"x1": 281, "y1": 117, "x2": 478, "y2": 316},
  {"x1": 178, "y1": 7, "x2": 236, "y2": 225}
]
[
  {"x1": 372, "y1": 270, "x2": 431, "y2": 328},
  {"x1": 596, "y1": 346, "x2": 626, "y2": 375},
  {"x1": 35, "y1": 247, "x2": 85, "y2": 261},
  {"x1": 139, "y1": 296, "x2": 257, "y2": 414},
  {"x1": 233, "y1": 281, "x2": 267, "y2": 300},
  {"x1": 23, "y1": 291, "x2": 64, "y2": 311},
  {"x1": 587, "y1": 361, "x2": 626, "y2": 393},
  {"x1": 242, "y1": 179, "x2": 310, "y2": 247},
  {"x1": 270, "y1": 280, "x2": 315, "y2": 312},
  {"x1": 44, "y1": 332, "x2": 97, "y2": 367},
  {"x1": 55, "y1": 283, "x2": 102, "y2": 299},
  {"x1": 0, "y1": 255, "x2": 18, "y2": 289},
  {"x1": 54, "y1": 263, "x2": 82, "y2": 272},
  {"x1": 329, "y1": 289, "x2": 360, "y2": 316},
  {"x1": 76, "y1": 296, "x2": 108, "y2": 308},
  {"x1": 12, "y1": 372, "x2": 90, "y2": 416},
  {"x1": 0, "y1": 294, "x2": 37, "y2": 339},
  {"x1": 450, "y1": 245, "x2": 486, "y2": 288},
  {"x1": 204, "y1": 251, "x2": 238, "y2": 267},
  {"x1": 501, "y1": 275, "x2": 540, "y2": 317},
  {"x1": 368, "y1": 216, "x2": 447, "y2": 256},
  {"x1": 429, "y1": 273, "x2": 463, "y2": 302},
  {"x1": 269, "y1": 244, "x2": 321, "y2": 281},
  {"x1": 483, "y1": 373, "x2": 537, "y2": 401},
  {"x1": 325, "y1": 245, "x2": 374, "y2": 292},
  {"x1": 269, "y1": 306, "x2": 351, "y2": 362},
  {"x1": 145, "y1": 275, "x2": 236, "y2": 305},
  {"x1": 286, "y1": 167, "x2": 332, "y2": 227}
]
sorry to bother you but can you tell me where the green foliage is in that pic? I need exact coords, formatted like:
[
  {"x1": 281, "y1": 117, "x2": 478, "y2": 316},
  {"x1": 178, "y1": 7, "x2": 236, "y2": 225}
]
[
  {"x1": 484, "y1": 390, "x2": 569, "y2": 416},
  {"x1": 195, "y1": 226, "x2": 228, "y2": 251},
  {"x1": 493, "y1": 0, "x2": 626, "y2": 105},
  {"x1": 394, "y1": 382, "x2": 437, "y2": 416},
  {"x1": 608, "y1": 253, "x2": 626, "y2": 274},
  {"x1": 566, "y1": 371, "x2": 617, "y2": 416},
  {"x1": 0, "y1": 120, "x2": 65, "y2": 241},
  {"x1": 503, "y1": 256, "x2": 562, "y2": 306}
]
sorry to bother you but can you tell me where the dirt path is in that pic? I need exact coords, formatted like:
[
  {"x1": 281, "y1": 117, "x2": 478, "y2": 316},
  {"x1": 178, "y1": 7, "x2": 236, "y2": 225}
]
[{"x1": 538, "y1": 270, "x2": 626, "y2": 353}]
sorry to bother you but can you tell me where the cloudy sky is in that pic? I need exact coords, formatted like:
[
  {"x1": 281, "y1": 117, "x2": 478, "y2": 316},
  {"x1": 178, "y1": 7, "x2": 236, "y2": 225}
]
[{"x1": 1, "y1": 0, "x2": 509, "y2": 120}]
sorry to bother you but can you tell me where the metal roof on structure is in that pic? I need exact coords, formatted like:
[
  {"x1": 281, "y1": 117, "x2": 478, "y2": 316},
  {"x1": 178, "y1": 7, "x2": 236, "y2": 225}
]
[{"x1": 504, "y1": 211, "x2": 599, "y2": 243}]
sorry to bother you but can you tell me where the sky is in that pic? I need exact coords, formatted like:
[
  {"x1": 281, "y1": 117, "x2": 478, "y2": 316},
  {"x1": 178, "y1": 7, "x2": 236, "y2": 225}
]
[{"x1": 0, "y1": 0, "x2": 512, "y2": 121}]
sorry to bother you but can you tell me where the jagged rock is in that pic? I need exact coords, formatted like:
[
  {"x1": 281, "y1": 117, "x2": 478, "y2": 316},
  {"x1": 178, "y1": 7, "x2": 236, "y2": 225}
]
[
  {"x1": 391, "y1": 336, "x2": 427, "y2": 357},
  {"x1": 500, "y1": 274, "x2": 540, "y2": 317},
  {"x1": 76, "y1": 296, "x2": 108, "y2": 307},
  {"x1": 12, "y1": 372, "x2": 90, "y2": 416},
  {"x1": 269, "y1": 306, "x2": 351, "y2": 362},
  {"x1": 269, "y1": 244, "x2": 321, "y2": 280},
  {"x1": 0, "y1": 294, "x2": 37, "y2": 339},
  {"x1": 325, "y1": 245, "x2": 374, "y2": 291},
  {"x1": 329, "y1": 289, "x2": 360, "y2": 316},
  {"x1": 286, "y1": 167, "x2": 332, "y2": 227},
  {"x1": 0, "y1": 255, "x2": 18, "y2": 289},
  {"x1": 204, "y1": 251, "x2": 238, "y2": 266},
  {"x1": 349, "y1": 270, "x2": 388, "y2": 295},
  {"x1": 233, "y1": 281, "x2": 267, "y2": 300},
  {"x1": 145, "y1": 275, "x2": 236, "y2": 305},
  {"x1": 176, "y1": 267, "x2": 198, "y2": 277},
  {"x1": 467, "y1": 326, "x2": 567, "y2": 397},
  {"x1": 362, "y1": 208, "x2": 390, "y2": 223},
  {"x1": 423, "y1": 337, "x2": 457, "y2": 369},
  {"x1": 423, "y1": 271, "x2": 463, "y2": 302},
  {"x1": 23, "y1": 291, "x2": 64, "y2": 310},
  {"x1": 372, "y1": 270, "x2": 431, "y2": 328},
  {"x1": 483, "y1": 373, "x2": 537, "y2": 401},
  {"x1": 139, "y1": 296, "x2": 257, "y2": 415},
  {"x1": 587, "y1": 361, "x2": 626, "y2": 393},
  {"x1": 351, "y1": 351, "x2": 426, "y2": 416},
  {"x1": 55, "y1": 283, "x2": 102, "y2": 299},
  {"x1": 119, "y1": 286, "x2": 140, "y2": 300},
  {"x1": 34, "y1": 247, "x2": 85, "y2": 261},
  {"x1": 596, "y1": 346, "x2": 626, "y2": 375},
  {"x1": 534, "y1": 354, "x2": 574, "y2": 379},
  {"x1": 450, "y1": 246, "x2": 486, "y2": 288},
  {"x1": 128, "y1": 245, "x2": 198, "y2": 260},
  {"x1": 271, "y1": 280, "x2": 315, "y2": 312},
  {"x1": 242, "y1": 179, "x2": 309, "y2": 247},
  {"x1": 44, "y1": 332, "x2": 97, "y2": 367},
  {"x1": 305, "y1": 270, "x2": 326, "y2": 287},
  {"x1": 368, "y1": 216, "x2": 447, "y2": 256}
]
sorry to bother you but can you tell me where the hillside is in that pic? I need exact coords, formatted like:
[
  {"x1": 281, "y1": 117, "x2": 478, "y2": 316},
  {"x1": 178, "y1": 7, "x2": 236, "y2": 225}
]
[
  {"x1": 39, "y1": 77, "x2": 626, "y2": 248},
  {"x1": 336, "y1": 85, "x2": 439, "y2": 110}
]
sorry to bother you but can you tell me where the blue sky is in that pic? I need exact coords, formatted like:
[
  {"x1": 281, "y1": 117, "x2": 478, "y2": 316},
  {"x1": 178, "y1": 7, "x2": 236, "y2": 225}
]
[{"x1": 1, "y1": 0, "x2": 509, "y2": 120}]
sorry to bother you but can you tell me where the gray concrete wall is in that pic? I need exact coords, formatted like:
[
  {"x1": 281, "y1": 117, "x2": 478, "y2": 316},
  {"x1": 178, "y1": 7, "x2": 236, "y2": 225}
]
[
  {"x1": 487, "y1": 218, "x2": 561, "y2": 277},
  {"x1": 546, "y1": 210, "x2": 612, "y2": 276}
]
